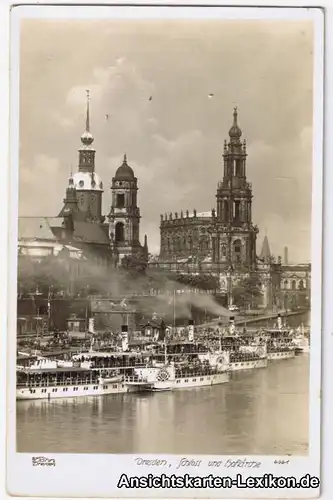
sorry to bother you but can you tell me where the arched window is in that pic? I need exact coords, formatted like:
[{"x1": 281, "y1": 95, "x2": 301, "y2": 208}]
[
  {"x1": 115, "y1": 222, "x2": 124, "y2": 242},
  {"x1": 116, "y1": 194, "x2": 125, "y2": 209},
  {"x1": 299, "y1": 279, "x2": 304, "y2": 290},
  {"x1": 284, "y1": 280, "x2": 288, "y2": 289},
  {"x1": 291, "y1": 280, "x2": 296, "y2": 290},
  {"x1": 233, "y1": 239, "x2": 242, "y2": 263},
  {"x1": 235, "y1": 159, "x2": 242, "y2": 177}
]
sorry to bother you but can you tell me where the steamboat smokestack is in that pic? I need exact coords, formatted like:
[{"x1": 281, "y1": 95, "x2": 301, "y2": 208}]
[
  {"x1": 88, "y1": 317, "x2": 95, "y2": 334},
  {"x1": 229, "y1": 316, "x2": 235, "y2": 335},
  {"x1": 121, "y1": 324, "x2": 129, "y2": 352},
  {"x1": 188, "y1": 319, "x2": 194, "y2": 342},
  {"x1": 277, "y1": 313, "x2": 283, "y2": 331}
]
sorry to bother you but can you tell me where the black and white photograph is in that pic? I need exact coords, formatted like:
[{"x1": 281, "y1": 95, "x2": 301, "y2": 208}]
[{"x1": 6, "y1": 4, "x2": 323, "y2": 498}]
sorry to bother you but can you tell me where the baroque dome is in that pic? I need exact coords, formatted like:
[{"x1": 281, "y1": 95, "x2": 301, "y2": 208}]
[
  {"x1": 114, "y1": 154, "x2": 135, "y2": 181},
  {"x1": 71, "y1": 171, "x2": 103, "y2": 192}
]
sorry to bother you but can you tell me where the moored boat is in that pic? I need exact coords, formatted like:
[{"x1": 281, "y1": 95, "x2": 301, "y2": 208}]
[
  {"x1": 16, "y1": 325, "x2": 149, "y2": 400},
  {"x1": 264, "y1": 331, "x2": 296, "y2": 360},
  {"x1": 291, "y1": 324, "x2": 310, "y2": 354},
  {"x1": 128, "y1": 361, "x2": 229, "y2": 392},
  {"x1": 200, "y1": 316, "x2": 269, "y2": 373}
]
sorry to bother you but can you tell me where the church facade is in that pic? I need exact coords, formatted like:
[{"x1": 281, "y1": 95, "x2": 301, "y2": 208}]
[{"x1": 159, "y1": 108, "x2": 258, "y2": 269}]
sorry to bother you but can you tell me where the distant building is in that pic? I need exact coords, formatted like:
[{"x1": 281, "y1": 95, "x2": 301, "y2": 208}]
[
  {"x1": 17, "y1": 297, "x2": 90, "y2": 335},
  {"x1": 280, "y1": 263, "x2": 311, "y2": 309},
  {"x1": 141, "y1": 315, "x2": 166, "y2": 341},
  {"x1": 90, "y1": 298, "x2": 137, "y2": 333}
]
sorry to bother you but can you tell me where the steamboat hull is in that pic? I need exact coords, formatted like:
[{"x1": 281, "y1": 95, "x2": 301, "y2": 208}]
[
  {"x1": 267, "y1": 350, "x2": 295, "y2": 361},
  {"x1": 16, "y1": 381, "x2": 129, "y2": 400},
  {"x1": 229, "y1": 358, "x2": 268, "y2": 372},
  {"x1": 151, "y1": 372, "x2": 229, "y2": 392}
]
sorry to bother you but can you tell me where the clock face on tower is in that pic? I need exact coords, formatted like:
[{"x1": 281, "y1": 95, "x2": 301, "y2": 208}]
[{"x1": 82, "y1": 152, "x2": 92, "y2": 164}]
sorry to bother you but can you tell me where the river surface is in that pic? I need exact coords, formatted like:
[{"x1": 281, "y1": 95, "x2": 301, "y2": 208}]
[{"x1": 16, "y1": 355, "x2": 309, "y2": 456}]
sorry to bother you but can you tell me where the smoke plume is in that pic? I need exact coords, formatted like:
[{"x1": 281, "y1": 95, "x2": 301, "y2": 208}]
[{"x1": 18, "y1": 254, "x2": 231, "y2": 321}]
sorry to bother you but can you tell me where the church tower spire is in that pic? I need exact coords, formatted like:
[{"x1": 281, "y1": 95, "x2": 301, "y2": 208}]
[
  {"x1": 228, "y1": 106, "x2": 242, "y2": 145},
  {"x1": 60, "y1": 90, "x2": 104, "y2": 223},
  {"x1": 85, "y1": 89, "x2": 91, "y2": 134},
  {"x1": 259, "y1": 235, "x2": 271, "y2": 263},
  {"x1": 215, "y1": 107, "x2": 258, "y2": 269},
  {"x1": 78, "y1": 89, "x2": 96, "y2": 173}
]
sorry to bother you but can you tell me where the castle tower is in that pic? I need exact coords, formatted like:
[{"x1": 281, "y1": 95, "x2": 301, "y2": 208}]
[
  {"x1": 215, "y1": 108, "x2": 258, "y2": 268},
  {"x1": 108, "y1": 154, "x2": 144, "y2": 261},
  {"x1": 69, "y1": 90, "x2": 104, "y2": 222}
]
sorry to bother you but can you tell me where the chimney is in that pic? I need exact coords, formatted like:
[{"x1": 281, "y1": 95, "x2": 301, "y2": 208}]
[{"x1": 284, "y1": 246, "x2": 289, "y2": 265}]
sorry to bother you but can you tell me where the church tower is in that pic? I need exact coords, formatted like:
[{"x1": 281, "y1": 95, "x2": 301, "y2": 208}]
[
  {"x1": 108, "y1": 154, "x2": 145, "y2": 261},
  {"x1": 215, "y1": 108, "x2": 258, "y2": 268},
  {"x1": 69, "y1": 90, "x2": 104, "y2": 223}
]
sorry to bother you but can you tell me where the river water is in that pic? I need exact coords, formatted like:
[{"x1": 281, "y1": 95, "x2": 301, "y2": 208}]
[{"x1": 16, "y1": 354, "x2": 309, "y2": 456}]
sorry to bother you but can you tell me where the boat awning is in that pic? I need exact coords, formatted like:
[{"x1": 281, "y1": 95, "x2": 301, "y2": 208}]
[
  {"x1": 21, "y1": 367, "x2": 92, "y2": 374},
  {"x1": 72, "y1": 351, "x2": 142, "y2": 359}
]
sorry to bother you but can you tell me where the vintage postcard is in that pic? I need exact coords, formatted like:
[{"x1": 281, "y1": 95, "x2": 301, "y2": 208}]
[{"x1": 6, "y1": 4, "x2": 323, "y2": 498}]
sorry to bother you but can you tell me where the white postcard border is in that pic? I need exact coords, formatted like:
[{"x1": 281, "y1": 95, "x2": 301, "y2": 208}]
[{"x1": 6, "y1": 4, "x2": 324, "y2": 499}]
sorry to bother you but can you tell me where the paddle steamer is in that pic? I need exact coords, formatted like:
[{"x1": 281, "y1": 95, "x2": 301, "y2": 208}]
[{"x1": 16, "y1": 323, "x2": 230, "y2": 399}]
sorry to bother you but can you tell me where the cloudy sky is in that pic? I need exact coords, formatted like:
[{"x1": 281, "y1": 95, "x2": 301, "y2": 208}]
[{"x1": 19, "y1": 18, "x2": 314, "y2": 262}]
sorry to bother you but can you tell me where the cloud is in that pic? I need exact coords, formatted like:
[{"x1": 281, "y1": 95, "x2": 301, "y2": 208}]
[{"x1": 19, "y1": 154, "x2": 66, "y2": 216}]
